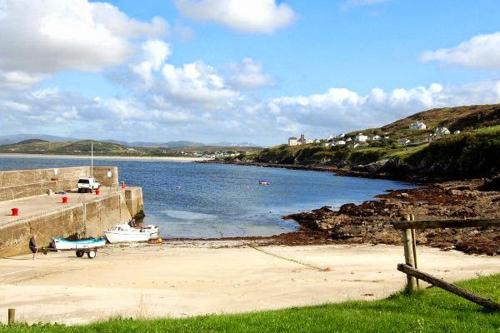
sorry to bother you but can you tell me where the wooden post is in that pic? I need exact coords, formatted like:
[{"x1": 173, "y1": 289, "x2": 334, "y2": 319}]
[
  {"x1": 402, "y1": 215, "x2": 417, "y2": 293},
  {"x1": 410, "y1": 214, "x2": 419, "y2": 288},
  {"x1": 398, "y1": 264, "x2": 500, "y2": 311},
  {"x1": 8, "y1": 308, "x2": 15, "y2": 325}
]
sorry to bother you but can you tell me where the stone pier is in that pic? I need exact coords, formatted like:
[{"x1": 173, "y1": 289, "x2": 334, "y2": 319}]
[{"x1": 0, "y1": 166, "x2": 144, "y2": 257}]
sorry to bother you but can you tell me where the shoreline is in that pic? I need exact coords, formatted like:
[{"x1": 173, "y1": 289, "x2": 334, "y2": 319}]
[
  {"x1": 199, "y1": 159, "x2": 426, "y2": 183},
  {"x1": 0, "y1": 153, "x2": 211, "y2": 162},
  {"x1": 2, "y1": 242, "x2": 498, "y2": 324}
]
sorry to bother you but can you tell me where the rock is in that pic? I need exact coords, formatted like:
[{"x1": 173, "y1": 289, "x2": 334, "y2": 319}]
[{"x1": 479, "y1": 175, "x2": 500, "y2": 191}]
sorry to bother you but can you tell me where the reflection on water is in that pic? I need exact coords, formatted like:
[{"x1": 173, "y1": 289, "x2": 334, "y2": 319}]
[{"x1": 0, "y1": 156, "x2": 413, "y2": 238}]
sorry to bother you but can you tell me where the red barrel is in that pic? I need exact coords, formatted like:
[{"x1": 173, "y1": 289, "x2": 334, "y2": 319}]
[
  {"x1": 95, "y1": 188, "x2": 100, "y2": 195},
  {"x1": 62, "y1": 196, "x2": 69, "y2": 204},
  {"x1": 11, "y1": 208, "x2": 19, "y2": 216}
]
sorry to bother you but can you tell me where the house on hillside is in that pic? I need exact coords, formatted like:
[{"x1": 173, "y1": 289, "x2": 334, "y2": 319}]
[
  {"x1": 435, "y1": 127, "x2": 450, "y2": 136},
  {"x1": 372, "y1": 135, "x2": 382, "y2": 141},
  {"x1": 409, "y1": 121, "x2": 427, "y2": 130},
  {"x1": 297, "y1": 134, "x2": 307, "y2": 145},
  {"x1": 399, "y1": 138, "x2": 411, "y2": 146},
  {"x1": 355, "y1": 133, "x2": 369, "y2": 142},
  {"x1": 288, "y1": 137, "x2": 298, "y2": 146}
]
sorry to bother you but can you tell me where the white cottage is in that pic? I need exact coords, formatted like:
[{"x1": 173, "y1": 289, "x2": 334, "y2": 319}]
[{"x1": 409, "y1": 121, "x2": 427, "y2": 130}]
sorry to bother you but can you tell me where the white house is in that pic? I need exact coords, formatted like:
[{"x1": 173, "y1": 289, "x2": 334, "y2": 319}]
[
  {"x1": 435, "y1": 127, "x2": 450, "y2": 136},
  {"x1": 337, "y1": 133, "x2": 345, "y2": 138},
  {"x1": 336, "y1": 140, "x2": 346, "y2": 146},
  {"x1": 409, "y1": 121, "x2": 427, "y2": 130},
  {"x1": 346, "y1": 137, "x2": 352, "y2": 142},
  {"x1": 288, "y1": 137, "x2": 298, "y2": 146},
  {"x1": 399, "y1": 138, "x2": 411, "y2": 145},
  {"x1": 355, "y1": 133, "x2": 369, "y2": 142}
]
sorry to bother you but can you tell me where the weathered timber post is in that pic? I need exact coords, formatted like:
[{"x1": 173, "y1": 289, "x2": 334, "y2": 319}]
[
  {"x1": 402, "y1": 215, "x2": 417, "y2": 293},
  {"x1": 8, "y1": 308, "x2": 15, "y2": 325},
  {"x1": 410, "y1": 214, "x2": 420, "y2": 288}
]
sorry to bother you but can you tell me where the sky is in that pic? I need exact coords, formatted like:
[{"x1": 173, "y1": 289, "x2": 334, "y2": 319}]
[{"x1": 0, "y1": 0, "x2": 499, "y2": 146}]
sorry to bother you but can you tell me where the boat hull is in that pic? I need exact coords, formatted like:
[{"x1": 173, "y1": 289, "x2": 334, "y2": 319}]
[
  {"x1": 52, "y1": 238, "x2": 106, "y2": 250},
  {"x1": 104, "y1": 231, "x2": 151, "y2": 243}
]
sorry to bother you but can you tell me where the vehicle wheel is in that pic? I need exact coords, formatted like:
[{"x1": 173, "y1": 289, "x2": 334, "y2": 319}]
[
  {"x1": 76, "y1": 250, "x2": 84, "y2": 257},
  {"x1": 78, "y1": 188, "x2": 82, "y2": 193},
  {"x1": 87, "y1": 250, "x2": 97, "y2": 259}
]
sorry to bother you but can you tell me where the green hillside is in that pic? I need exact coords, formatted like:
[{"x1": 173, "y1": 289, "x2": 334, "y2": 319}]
[
  {"x1": 0, "y1": 139, "x2": 260, "y2": 158},
  {"x1": 232, "y1": 104, "x2": 500, "y2": 180}
]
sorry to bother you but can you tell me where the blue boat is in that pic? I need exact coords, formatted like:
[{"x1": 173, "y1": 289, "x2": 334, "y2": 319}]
[{"x1": 52, "y1": 237, "x2": 106, "y2": 250}]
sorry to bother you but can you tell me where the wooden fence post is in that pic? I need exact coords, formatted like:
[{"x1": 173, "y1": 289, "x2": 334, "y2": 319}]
[
  {"x1": 402, "y1": 215, "x2": 417, "y2": 293},
  {"x1": 410, "y1": 214, "x2": 420, "y2": 288},
  {"x1": 8, "y1": 308, "x2": 15, "y2": 325}
]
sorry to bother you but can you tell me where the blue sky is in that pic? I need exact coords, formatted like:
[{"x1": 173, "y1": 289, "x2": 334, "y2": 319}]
[{"x1": 1, "y1": 0, "x2": 500, "y2": 145}]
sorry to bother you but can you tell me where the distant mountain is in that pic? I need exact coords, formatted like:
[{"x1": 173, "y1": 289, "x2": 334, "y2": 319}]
[
  {"x1": 0, "y1": 134, "x2": 261, "y2": 149},
  {"x1": 0, "y1": 134, "x2": 78, "y2": 145}
]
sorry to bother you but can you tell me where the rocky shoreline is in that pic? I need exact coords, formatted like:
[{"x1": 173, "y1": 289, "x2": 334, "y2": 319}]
[
  {"x1": 200, "y1": 160, "x2": 499, "y2": 255},
  {"x1": 275, "y1": 179, "x2": 499, "y2": 255}
]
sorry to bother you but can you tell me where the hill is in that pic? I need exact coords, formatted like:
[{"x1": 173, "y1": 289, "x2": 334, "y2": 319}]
[
  {"x1": 231, "y1": 104, "x2": 500, "y2": 181},
  {"x1": 0, "y1": 139, "x2": 260, "y2": 158}
]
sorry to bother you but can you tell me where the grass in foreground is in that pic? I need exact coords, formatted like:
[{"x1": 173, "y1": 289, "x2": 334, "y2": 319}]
[{"x1": 2, "y1": 274, "x2": 499, "y2": 333}]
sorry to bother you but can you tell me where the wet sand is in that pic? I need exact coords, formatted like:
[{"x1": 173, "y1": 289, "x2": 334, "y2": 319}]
[{"x1": 0, "y1": 241, "x2": 498, "y2": 324}]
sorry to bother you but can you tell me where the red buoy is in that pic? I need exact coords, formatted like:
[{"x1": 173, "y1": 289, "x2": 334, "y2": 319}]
[
  {"x1": 62, "y1": 196, "x2": 69, "y2": 204},
  {"x1": 95, "y1": 188, "x2": 100, "y2": 195},
  {"x1": 11, "y1": 208, "x2": 19, "y2": 216}
]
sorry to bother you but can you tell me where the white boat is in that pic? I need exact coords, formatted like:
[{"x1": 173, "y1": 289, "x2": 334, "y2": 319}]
[{"x1": 104, "y1": 224, "x2": 159, "y2": 243}]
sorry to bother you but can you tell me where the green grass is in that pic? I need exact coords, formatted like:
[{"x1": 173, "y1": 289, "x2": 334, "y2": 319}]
[{"x1": 3, "y1": 274, "x2": 499, "y2": 333}]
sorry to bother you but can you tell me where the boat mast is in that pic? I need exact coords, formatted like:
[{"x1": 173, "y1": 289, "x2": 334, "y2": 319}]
[{"x1": 91, "y1": 142, "x2": 94, "y2": 177}]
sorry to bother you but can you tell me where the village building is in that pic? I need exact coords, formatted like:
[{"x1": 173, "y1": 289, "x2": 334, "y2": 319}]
[
  {"x1": 372, "y1": 135, "x2": 382, "y2": 141},
  {"x1": 355, "y1": 133, "x2": 369, "y2": 142},
  {"x1": 435, "y1": 127, "x2": 450, "y2": 136},
  {"x1": 288, "y1": 137, "x2": 298, "y2": 146},
  {"x1": 297, "y1": 134, "x2": 307, "y2": 145},
  {"x1": 399, "y1": 138, "x2": 411, "y2": 145},
  {"x1": 409, "y1": 121, "x2": 427, "y2": 130},
  {"x1": 336, "y1": 140, "x2": 346, "y2": 146}
]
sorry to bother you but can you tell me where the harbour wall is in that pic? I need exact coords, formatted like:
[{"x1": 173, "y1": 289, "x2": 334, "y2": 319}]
[
  {"x1": 0, "y1": 166, "x2": 119, "y2": 202},
  {"x1": 0, "y1": 166, "x2": 144, "y2": 257}
]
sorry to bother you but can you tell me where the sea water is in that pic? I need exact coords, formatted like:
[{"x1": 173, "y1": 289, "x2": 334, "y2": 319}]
[{"x1": 0, "y1": 156, "x2": 412, "y2": 238}]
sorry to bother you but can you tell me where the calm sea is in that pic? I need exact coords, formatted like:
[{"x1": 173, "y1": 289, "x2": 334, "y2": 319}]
[{"x1": 0, "y1": 156, "x2": 412, "y2": 238}]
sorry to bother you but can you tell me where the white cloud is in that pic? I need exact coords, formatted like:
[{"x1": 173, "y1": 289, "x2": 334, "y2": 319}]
[
  {"x1": 131, "y1": 40, "x2": 171, "y2": 87},
  {"x1": 162, "y1": 62, "x2": 239, "y2": 107},
  {"x1": 2, "y1": 80, "x2": 500, "y2": 145},
  {"x1": 228, "y1": 58, "x2": 274, "y2": 90},
  {"x1": 0, "y1": 0, "x2": 167, "y2": 89},
  {"x1": 267, "y1": 81, "x2": 500, "y2": 136},
  {"x1": 174, "y1": 0, "x2": 296, "y2": 33},
  {"x1": 422, "y1": 32, "x2": 500, "y2": 69}
]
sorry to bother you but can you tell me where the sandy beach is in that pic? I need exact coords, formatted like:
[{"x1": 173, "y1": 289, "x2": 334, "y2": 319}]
[
  {"x1": 0, "y1": 153, "x2": 211, "y2": 163},
  {"x1": 0, "y1": 241, "x2": 498, "y2": 325}
]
